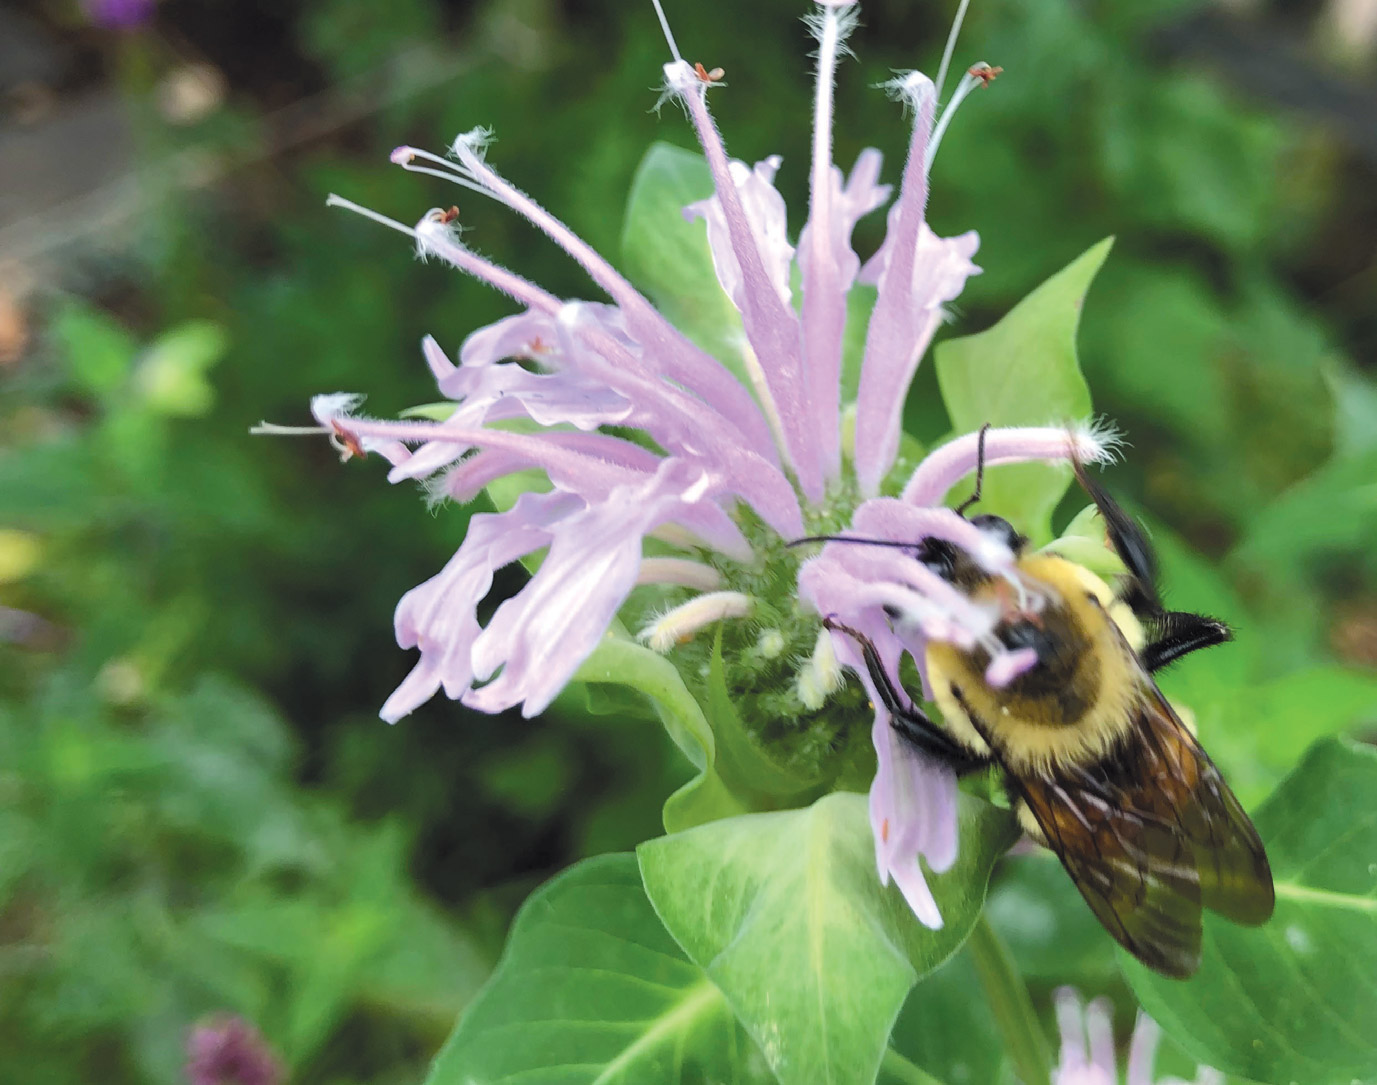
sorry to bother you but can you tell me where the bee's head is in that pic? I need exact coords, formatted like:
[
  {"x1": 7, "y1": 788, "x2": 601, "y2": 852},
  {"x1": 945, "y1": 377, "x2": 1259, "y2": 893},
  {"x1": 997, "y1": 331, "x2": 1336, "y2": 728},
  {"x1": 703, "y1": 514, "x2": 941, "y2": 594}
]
[{"x1": 968, "y1": 513, "x2": 1027, "y2": 556}]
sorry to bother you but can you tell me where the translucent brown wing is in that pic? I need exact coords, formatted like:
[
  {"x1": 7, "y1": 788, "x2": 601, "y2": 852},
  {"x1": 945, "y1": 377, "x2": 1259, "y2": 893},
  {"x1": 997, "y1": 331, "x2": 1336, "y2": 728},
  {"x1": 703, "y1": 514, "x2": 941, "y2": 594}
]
[{"x1": 1013, "y1": 683, "x2": 1274, "y2": 978}]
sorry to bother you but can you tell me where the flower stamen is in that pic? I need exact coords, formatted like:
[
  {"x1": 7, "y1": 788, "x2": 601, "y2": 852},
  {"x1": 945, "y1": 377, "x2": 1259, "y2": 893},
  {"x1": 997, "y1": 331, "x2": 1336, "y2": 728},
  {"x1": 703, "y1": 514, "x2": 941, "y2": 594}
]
[
  {"x1": 925, "y1": 62, "x2": 996, "y2": 172},
  {"x1": 932, "y1": 0, "x2": 972, "y2": 100}
]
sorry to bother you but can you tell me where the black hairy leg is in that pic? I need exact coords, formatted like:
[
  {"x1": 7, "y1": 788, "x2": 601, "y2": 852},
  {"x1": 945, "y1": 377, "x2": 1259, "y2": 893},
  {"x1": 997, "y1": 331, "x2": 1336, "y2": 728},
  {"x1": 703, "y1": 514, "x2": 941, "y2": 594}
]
[
  {"x1": 1142, "y1": 610, "x2": 1232, "y2": 673},
  {"x1": 822, "y1": 617, "x2": 992, "y2": 775}
]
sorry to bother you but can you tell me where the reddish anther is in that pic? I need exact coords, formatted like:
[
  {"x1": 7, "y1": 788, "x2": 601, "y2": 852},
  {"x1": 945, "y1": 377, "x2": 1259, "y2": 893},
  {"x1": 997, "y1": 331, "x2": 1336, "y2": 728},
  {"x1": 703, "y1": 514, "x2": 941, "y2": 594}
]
[
  {"x1": 330, "y1": 420, "x2": 367, "y2": 460},
  {"x1": 968, "y1": 63, "x2": 1002, "y2": 87},
  {"x1": 693, "y1": 62, "x2": 725, "y2": 83}
]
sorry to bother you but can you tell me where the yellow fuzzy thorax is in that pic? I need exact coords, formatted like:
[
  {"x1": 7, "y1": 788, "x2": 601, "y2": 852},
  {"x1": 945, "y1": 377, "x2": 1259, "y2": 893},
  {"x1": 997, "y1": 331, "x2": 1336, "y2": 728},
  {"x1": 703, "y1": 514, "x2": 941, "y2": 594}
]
[{"x1": 926, "y1": 554, "x2": 1148, "y2": 776}]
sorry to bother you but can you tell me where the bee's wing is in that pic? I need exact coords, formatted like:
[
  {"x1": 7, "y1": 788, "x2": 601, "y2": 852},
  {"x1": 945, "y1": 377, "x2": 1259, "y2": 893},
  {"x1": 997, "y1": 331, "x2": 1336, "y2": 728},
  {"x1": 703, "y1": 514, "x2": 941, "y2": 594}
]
[{"x1": 1015, "y1": 684, "x2": 1274, "y2": 978}]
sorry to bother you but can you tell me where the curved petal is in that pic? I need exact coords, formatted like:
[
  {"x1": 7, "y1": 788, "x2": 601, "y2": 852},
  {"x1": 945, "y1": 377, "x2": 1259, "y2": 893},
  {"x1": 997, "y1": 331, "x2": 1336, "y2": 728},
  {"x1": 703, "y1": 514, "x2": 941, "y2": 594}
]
[
  {"x1": 466, "y1": 459, "x2": 734, "y2": 717},
  {"x1": 380, "y1": 490, "x2": 584, "y2": 722},
  {"x1": 797, "y1": 147, "x2": 890, "y2": 480},
  {"x1": 685, "y1": 155, "x2": 794, "y2": 310},
  {"x1": 854, "y1": 223, "x2": 980, "y2": 495}
]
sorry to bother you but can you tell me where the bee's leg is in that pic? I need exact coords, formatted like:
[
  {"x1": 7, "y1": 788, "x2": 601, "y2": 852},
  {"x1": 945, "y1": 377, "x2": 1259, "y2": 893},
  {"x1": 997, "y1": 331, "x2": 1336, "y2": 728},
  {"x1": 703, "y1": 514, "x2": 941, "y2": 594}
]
[
  {"x1": 1072, "y1": 459, "x2": 1161, "y2": 613},
  {"x1": 1142, "y1": 610, "x2": 1232, "y2": 672},
  {"x1": 823, "y1": 618, "x2": 991, "y2": 775}
]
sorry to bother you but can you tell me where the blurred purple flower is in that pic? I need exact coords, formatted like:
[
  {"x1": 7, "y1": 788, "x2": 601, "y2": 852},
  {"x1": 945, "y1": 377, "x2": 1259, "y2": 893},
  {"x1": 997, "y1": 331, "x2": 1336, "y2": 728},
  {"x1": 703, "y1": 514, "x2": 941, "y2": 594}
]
[
  {"x1": 186, "y1": 1016, "x2": 283, "y2": 1085},
  {"x1": 81, "y1": 0, "x2": 155, "y2": 30},
  {"x1": 1054, "y1": 988, "x2": 1223, "y2": 1085},
  {"x1": 272, "y1": 0, "x2": 1117, "y2": 927}
]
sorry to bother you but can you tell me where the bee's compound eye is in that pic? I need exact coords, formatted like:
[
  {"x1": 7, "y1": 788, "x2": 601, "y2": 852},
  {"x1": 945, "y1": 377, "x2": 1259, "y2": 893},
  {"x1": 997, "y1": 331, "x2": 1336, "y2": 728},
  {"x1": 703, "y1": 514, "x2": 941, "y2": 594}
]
[{"x1": 969, "y1": 514, "x2": 1025, "y2": 554}]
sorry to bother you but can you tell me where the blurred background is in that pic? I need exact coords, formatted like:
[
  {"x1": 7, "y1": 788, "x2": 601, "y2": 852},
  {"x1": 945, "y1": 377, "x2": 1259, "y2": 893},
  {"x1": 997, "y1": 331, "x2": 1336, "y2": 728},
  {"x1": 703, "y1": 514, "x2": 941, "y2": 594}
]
[{"x1": 1, "y1": 0, "x2": 1375, "y2": 1081}]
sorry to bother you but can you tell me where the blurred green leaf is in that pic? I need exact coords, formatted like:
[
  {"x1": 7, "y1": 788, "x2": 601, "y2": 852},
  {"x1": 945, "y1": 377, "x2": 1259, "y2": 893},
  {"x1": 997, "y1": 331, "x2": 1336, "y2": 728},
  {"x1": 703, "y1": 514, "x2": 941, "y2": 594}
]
[
  {"x1": 50, "y1": 300, "x2": 138, "y2": 398},
  {"x1": 637, "y1": 793, "x2": 1017, "y2": 1085},
  {"x1": 135, "y1": 320, "x2": 228, "y2": 417},
  {"x1": 985, "y1": 855, "x2": 1117, "y2": 986},
  {"x1": 1125, "y1": 738, "x2": 1377, "y2": 1085},
  {"x1": 424, "y1": 853, "x2": 771, "y2": 1085},
  {"x1": 887, "y1": 945, "x2": 1010, "y2": 1085},
  {"x1": 935, "y1": 239, "x2": 1109, "y2": 542}
]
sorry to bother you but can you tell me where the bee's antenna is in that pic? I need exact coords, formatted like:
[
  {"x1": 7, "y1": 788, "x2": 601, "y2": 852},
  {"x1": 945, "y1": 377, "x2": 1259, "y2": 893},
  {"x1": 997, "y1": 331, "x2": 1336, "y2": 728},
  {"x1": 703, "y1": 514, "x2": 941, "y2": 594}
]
[
  {"x1": 954, "y1": 422, "x2": 991, "y2": 518},
  {"x1": 786, "y1": 535, "x2": 920, "y2": 552}
]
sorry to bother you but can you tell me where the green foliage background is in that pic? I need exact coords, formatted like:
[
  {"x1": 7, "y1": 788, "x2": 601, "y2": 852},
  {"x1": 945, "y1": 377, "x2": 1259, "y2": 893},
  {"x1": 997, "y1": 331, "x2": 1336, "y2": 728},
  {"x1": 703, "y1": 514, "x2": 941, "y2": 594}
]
[{"x1": 2, "y1": 0, "x2": 1375, "y2": 1082}]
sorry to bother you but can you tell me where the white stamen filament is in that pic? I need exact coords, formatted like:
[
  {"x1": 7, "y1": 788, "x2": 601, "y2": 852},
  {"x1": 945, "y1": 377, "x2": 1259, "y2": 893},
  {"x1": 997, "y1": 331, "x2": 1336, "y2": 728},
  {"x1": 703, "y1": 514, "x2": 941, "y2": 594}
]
[
  {"x1": 249, "y1": 422, "x2": 331, "y2": 436},
  {"x1": 639, "y1": 591, "x2": 754, "y2": 653},
  {"x1": 325, "y1": 194, "x2": 417, "y2": 238},
  {"x1": 650, "y1": 0, "x2": 684, "y2": 64},
  {"x1": 933, "y1": 0, "x2": 973, "y2": 101},
  {"x1": 636, "y1": 557, "x2": 723, "y2": 590},
  {"x1": 925, "y1": 68, "x2": 983, "y2": 173}
]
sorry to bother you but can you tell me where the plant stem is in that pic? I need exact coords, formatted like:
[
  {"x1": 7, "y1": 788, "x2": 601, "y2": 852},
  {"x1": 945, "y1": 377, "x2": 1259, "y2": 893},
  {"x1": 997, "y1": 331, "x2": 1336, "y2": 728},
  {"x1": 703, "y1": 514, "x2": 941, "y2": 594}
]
[
  {"x1": 880, "y1": 1047, "x2": 948, "y2": 1085},
  {"x1": 967, "y1": 914, "x2": 1052, "y2": 1085}
]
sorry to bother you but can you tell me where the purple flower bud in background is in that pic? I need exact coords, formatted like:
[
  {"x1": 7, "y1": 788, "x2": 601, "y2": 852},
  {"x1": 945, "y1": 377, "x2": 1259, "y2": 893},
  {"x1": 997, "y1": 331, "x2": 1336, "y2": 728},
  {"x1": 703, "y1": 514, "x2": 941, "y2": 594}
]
[
  {"x1": 186, "y1": 1016, "x2": 283, "y2": 1085},
  {"x1": 80, "y1": 0, "x2": 155, "y2": 31}
]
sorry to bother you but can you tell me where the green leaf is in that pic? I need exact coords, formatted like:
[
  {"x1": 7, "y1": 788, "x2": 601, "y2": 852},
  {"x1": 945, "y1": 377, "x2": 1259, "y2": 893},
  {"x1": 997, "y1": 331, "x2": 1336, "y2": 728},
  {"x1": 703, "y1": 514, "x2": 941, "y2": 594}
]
[
  {"x1": 638, "y1": 793, "x2": 1018, "y2": 1085},
  {"x1": 934, "y1": 238, "x2": 1110, "y2": 542},
  {"x1": 1124, "y1": 738, "x2": 1377, "y2": 1085},
  {"x1": 619, "y1": 143, "x2": 751, "y2": 388},
  {"x1": 400, "y1": 401, "x2": 459, "y2": 421},
  {"x1": 572, "y1": 633, "x2": 751, "y2": 832},
  {"x1": 888, "y1": 944, "x2": 1008, "y2": 1085},
  {"x1": 51, "y1": 299, "x2": 139, "y2": 398},
  {"x1": 135, "y1": 320, "x2": 228, "y2": 416},
  {"x1": 425, "y1": 853, "x2": 771, "y2": 1085}
]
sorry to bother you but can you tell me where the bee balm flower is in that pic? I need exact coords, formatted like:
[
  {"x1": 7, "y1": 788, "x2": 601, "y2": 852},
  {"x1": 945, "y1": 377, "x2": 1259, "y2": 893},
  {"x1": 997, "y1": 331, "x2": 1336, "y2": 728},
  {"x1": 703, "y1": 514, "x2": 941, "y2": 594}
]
[
  {"x1": 1053, "y1": 988, "x2": 1223, "y2": 1085},
  {"x1": 264, "y1": 0, "x2": 1117, "y2": 927}
]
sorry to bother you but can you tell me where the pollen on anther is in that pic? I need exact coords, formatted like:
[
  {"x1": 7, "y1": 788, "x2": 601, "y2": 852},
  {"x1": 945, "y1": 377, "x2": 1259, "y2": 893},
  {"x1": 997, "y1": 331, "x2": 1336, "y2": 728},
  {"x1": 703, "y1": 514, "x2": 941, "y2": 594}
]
[
  {"x1": 329, "y1": 420, "x2": 367, "y2": 461},
  {"x1": 693, "y1": 62, "x2": 725, "y2": 83},
  {"x1": 968, "y1": 62, "x2": 1002, "y2": 87},
  {"x1": 438, "y1": 205, "x2": 461, "y2": 225}
]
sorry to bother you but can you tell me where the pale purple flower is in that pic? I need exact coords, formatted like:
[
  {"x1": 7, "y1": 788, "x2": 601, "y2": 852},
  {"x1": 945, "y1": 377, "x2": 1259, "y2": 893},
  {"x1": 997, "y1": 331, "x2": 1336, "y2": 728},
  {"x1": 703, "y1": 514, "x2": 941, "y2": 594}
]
[
  {"x1": 185, "y1": 1016, "x2": 283, "y2": 1085},
  {"x1": 1053, "y1": 988, "x2": 1223, "y2": 1085},
  {"x1": 267, "y1": 0, "x2": 1119, "y2": 926}
]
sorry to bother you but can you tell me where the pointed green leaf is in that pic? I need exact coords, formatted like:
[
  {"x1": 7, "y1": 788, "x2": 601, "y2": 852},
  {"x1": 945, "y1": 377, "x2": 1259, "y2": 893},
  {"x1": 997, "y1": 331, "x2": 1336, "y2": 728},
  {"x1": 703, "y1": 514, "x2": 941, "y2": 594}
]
[
  {"x1": 1123, "y1": 738, "x2": 1377, "y2": 1085},
  {"x1": 620, "y1": 142, "x2": 751, "y2": 388},
  {"x1": 934, "y1": 238, "x2": 1111, "y2": 542},
  {"x1": 638, "y1": 793, "x2": 1017, "y2": 1085},
  {"x1": 425, "y1": 854, "x2": 772, "y2": 1085}
]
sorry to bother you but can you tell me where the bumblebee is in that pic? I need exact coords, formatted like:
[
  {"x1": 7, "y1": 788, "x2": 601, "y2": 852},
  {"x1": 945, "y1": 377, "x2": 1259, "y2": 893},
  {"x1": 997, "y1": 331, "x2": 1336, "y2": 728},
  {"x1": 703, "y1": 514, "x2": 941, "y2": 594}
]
[{"x1": 823, "y1": 458, "x2": 1274, "y2": 978}]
